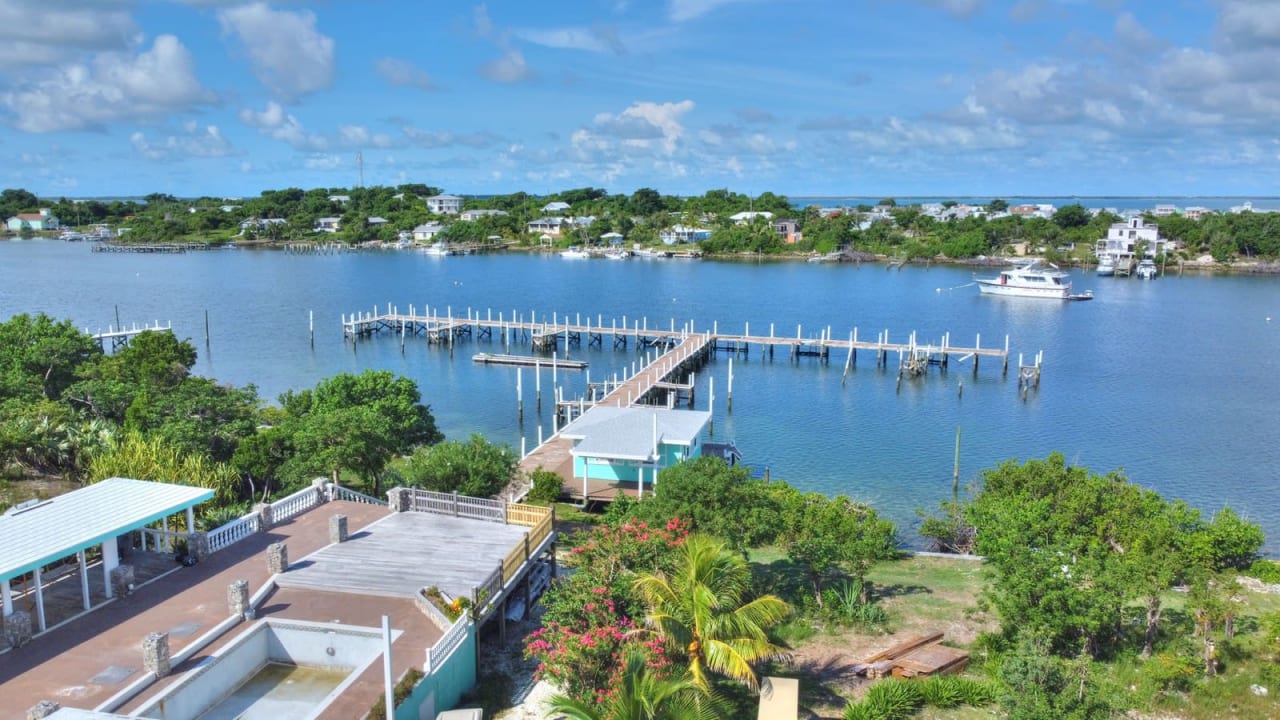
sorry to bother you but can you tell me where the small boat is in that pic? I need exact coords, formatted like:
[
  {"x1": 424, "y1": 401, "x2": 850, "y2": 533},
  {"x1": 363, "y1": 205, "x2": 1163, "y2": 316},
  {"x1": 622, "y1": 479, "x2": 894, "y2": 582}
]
[
  {"x1": 1136, "y1": 258, "x2": 1158, "y2": 280},
  {"x1": 604, "y1": 249, "x2": 630, "y2": 260},
  {"x1": 976, "y1": 259, "x2": 1072, "y2": 299},
  {"x1": 422, "y1": 242, "x2": 454, "y2": 256},
  {"x1": 1096, "y1": 253, "x2": 1116, "y2": 276},
  {"x1": 559, "y1": 246, "x2": 591, "y2": 259}
]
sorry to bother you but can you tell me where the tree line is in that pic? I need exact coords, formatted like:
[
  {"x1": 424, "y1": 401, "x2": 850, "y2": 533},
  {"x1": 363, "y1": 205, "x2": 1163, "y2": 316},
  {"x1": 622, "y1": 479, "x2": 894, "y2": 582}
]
[{"x1": 0, "y1": 314, "x2": 519, "y2": 521}]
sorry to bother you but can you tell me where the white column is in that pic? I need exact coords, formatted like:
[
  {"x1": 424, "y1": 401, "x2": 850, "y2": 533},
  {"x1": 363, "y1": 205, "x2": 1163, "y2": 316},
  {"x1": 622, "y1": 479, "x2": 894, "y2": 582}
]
[
  {"x1": 186, "y1": 507, "x2": 195, "y2": 534},
  {"x1": 102, "y1": 536, "x2": 120, "y2": 600},
  {"x1": 1, "y1": 576, "x2": 12, "y2": 616},
  {"x1": 33, "y1": 566, "x2": 46, "y2": 631},
  {"x1": 78, "y1": 550, "x2": 91, "y2": 611},
  {"x1": 162, "y1": 517, "x2": 170, "y2": 553}
]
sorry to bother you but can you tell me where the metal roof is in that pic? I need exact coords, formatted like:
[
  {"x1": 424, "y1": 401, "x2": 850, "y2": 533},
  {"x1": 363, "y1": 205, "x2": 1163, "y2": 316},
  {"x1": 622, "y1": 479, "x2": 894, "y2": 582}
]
[
  {"x1": 564, "y1": 406, "x2": 710, "y2": 461},
  {"x1": 0, "y1": 477, "x2": 213, "y2": 583}
]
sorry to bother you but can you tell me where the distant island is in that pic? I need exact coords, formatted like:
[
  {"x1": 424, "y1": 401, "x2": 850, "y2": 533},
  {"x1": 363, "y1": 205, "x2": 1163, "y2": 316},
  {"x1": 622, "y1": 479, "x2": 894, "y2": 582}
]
[{"x1": 3, "y1": 185, "x2": 1279, "y2": 266}]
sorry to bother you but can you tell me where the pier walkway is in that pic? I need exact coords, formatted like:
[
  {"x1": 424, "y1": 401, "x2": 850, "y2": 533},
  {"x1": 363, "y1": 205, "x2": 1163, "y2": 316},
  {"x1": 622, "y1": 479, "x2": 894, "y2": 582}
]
[
  {"x1": 342, "y1": 304, "x2": 1034, "y2": 503},
  {"x1": 86, "y1": 321, "x2": 173, "y2": 351}
]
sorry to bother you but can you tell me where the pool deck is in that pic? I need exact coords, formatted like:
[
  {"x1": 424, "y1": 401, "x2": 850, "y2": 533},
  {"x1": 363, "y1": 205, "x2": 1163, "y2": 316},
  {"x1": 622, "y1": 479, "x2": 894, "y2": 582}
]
[{"x1": 0, "y1": 500, "x2": 389, "y2": 719}]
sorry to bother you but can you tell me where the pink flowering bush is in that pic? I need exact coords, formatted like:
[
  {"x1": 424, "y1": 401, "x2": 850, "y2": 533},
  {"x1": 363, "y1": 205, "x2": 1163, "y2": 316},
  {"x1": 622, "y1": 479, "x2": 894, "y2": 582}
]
[{"x1": 525, "y1": 586, "x2": 672, "y2": 705}]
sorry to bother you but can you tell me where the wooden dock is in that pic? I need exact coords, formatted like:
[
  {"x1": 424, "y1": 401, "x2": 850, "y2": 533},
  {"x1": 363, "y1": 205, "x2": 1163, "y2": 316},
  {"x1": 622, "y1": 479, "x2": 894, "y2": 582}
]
[
  {"x1": 341, "y1": 304, "x2": 1032, "y2": 503},
  {"x1": 473, "y1": 352, "x2": 587, "y2": 369},
  {"x1": 86, "y1": 321, "x2": 173, "y2": 351}
]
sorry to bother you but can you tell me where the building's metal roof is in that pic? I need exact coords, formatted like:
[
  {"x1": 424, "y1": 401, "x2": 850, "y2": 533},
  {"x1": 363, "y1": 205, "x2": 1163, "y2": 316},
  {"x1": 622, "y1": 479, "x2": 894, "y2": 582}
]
[
  {"x1": 564, "y1": 406, "x2": 710, "y2": 461},
  {"x1": 0, "y1": 477, "x2": 213, "y2": 583}
]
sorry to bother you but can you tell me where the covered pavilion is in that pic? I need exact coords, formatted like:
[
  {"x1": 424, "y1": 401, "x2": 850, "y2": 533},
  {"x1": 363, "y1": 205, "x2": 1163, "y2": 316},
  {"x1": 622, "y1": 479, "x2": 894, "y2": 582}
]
[{"x1": 0, "y1": 477, "x2": 213, "y2": 636}]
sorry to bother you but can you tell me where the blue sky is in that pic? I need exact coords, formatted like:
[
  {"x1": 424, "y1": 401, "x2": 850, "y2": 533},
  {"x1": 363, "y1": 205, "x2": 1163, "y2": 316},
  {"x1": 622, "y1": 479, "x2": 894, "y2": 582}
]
[{"x1": 1, "y1": 0, "x2": 1277, "y2": 198}]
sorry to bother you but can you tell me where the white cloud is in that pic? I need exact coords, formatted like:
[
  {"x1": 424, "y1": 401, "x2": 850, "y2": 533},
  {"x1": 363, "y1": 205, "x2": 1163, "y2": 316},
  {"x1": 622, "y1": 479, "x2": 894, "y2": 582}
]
[
  {"x1": 338, "y1": 124, "x2": 396, "y2": 149},
  {"x1": 239, "y1": 101, "x2": 327, "y2": 150},
  {"x1": 590, "y1": 100, "x2": 695, "y2": 154},
  {"x1": 303, "y1": 153, "x2": 343, "y2": 170},
  {"x1": 374, "y1": 57, "x2": 437, "y2": 90},
  {"x1": 474, "y1": 3, "x2": 494, "y2": 37},
  {"x1": 847, "y1": 116, "x2": 1023, "y2": 152},
  {"x1": 218, "y1": 3, "x2": 335, "y2": 99},
  {"x1": 402, "y1": 126, "x2": 502, "y2": 148},
  {"x1": 481, "y1": 48, "x2": 533, "y2": 83},
  {"x1": 514, "y1": 25, "x2": 625, "y2": 54},
  {"x1": 131, "y1": 121, "x2": 236, "y2": 161},
  {"x1": 1, "y1": 34, "x2": 214, "y2": 133},
  {"x1": 0, "y1": 0, "x2": 137, "y2": 66}
]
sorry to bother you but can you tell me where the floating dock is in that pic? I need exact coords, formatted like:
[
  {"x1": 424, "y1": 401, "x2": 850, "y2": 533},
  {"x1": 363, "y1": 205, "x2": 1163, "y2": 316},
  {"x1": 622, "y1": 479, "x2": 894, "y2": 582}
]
[{"x1": 473, "y1": 353, "x2": 587, "y2": 369}]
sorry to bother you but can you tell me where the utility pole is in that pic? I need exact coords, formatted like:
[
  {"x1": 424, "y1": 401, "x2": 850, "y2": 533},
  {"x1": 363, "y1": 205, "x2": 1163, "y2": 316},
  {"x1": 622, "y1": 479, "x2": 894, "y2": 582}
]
[{"x1": 357, "y1": 151, "x2": 364, "y2": 188}]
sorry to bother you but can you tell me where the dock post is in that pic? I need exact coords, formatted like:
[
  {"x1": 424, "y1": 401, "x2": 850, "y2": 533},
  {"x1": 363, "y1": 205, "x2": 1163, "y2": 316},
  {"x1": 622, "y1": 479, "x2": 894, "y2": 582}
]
[
  {"x1": 1003, "y1": 335, "x2": 1010, "y2": 377},
  {"x1": 727, "y1": 358, "x2": 734, "y2": 411},
  {"x1": 958, "y1": 379, "x2": 964, "y2": 398},
  {"x1": 204, "y1": 309, "x2": 210, "y2": 348},
  {"x1": 708, "y1": 376, "x2": 715, "y2": 435},
  {"x1": 310, "y1": 310, "x2": 314, "y2": 347},
  {"x1": 974, "y1": 334, "x2": 980, "y2": 377},
  {"x1": 689, "y1": 371, "x2": 696, "y2": 408},
  {"x1": 517, "y1": 368, "x2": 523, "y2": 422},
  {"x1": 842, "y1": 331, "x2": 854, "y2": 386},
  {"x1": 537, "y1": 425, "x2": 543, "y2": 446},
  {"x1": 115, "y1": 304, "x2": 121, "y2": 332},
  {"x1": 552, "y1": 352, "x2": 558, "y2": 386},
  {"x1": 535, "y1": 361, "x2": 542, "y2": 410}
]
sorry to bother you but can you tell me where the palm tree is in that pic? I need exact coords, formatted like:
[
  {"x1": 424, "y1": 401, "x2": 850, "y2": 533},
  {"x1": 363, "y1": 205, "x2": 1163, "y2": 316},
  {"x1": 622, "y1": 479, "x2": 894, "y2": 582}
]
[
  {"x1": 545, "y1": 649, "x2": 726, "y2": 720},
  {"x1": 633, "y1": 534, "x2": 790, "y2": 690}
]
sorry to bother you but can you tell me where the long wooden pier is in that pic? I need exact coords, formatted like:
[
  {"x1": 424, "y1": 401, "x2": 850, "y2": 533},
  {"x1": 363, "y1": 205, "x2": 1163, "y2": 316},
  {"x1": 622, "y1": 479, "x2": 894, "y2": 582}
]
[{"x1": 341, "y1": 304, "x2": 1012, "y2": 377}]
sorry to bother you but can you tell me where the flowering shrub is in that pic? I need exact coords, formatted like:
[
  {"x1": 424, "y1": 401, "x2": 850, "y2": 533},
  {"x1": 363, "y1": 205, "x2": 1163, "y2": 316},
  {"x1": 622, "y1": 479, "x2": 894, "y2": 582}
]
[
  {"x1": 423, "y1": 585, "x2": 470, "y2": 621},
  {"x1": 525, "y1": 585, "x2": 672, "y2": 704},
  {"x1": 565, "y1": 516, "x2": 690, "y2": 578}
]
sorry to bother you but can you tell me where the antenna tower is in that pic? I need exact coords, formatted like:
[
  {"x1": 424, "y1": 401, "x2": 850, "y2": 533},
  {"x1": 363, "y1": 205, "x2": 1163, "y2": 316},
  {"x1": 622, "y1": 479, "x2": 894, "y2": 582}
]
[{"x1": 357, "y1": 151, "x2": 364, "y2": 188}]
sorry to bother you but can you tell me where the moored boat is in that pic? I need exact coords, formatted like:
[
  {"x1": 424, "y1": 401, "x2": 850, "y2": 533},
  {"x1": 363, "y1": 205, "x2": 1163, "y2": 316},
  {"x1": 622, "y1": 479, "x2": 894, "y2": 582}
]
[
  {"x1": 976, "y1": 260, "x2": 1072, "y2": 299},
  {"x1": 421, "y1": 241, "x2": 454, "y2": 256},
  {"x1": 559, "y1": 246, "x2": 591, "y2": 259},
  {"x1": 1096, "y1": 253, "x2": 1116, "y2": 276},
  {"x1": 1136, "y1": 258, "x2": 1158, "y2": 280}
]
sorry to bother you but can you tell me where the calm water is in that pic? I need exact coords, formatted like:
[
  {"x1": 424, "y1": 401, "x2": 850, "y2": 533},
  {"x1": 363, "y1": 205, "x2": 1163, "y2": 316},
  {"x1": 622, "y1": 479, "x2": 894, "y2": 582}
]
[{"x1": 3, "y1": 242, "x2": 1278, "y2": 550}]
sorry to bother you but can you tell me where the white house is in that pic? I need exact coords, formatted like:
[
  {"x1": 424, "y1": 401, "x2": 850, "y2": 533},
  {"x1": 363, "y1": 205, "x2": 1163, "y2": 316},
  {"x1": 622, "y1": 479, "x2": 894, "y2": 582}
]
[
  {"x1": 542, "y1": 201, "x2": 571, "y2": 214},
  {"x1": 460, "y1": 209, "x2": 508, "y2": 221},
  {"x1": 237, "y1": 218, "x2": 287, "y2": 235},
  {"x1": 729, "y1": 211, "x2": 774, "y2": 224},
  {"x1": 560, "y1": 405, "x2": 710, "y2": 498},
  {"x1": 1097, "y1": 217, "x2": 1170, "y2": 257},
  {"x1": 659, "y1": 225, "x2": 711, "y2": 245},
  {"x1": 367, "y1": 216, "x2": 389, "y2": 225},
  {"x1": 314, "y1": 217, "x2": 342, "y2": 233},
  {"x1": 527, "y1": 217, "x2": 566, "y2": 237},
  {"x1": 6, "y1": 209, "x2": 60, "y2": 232},
  {"x1": 412, "y1": 222, "x2": 447, "y2": 242},
  {"x1": 328, "y1": 194, "x2": 351, "y2": 205},
  {"x1": 427, "y1": 194, "x2": 463, "y2": 215}
]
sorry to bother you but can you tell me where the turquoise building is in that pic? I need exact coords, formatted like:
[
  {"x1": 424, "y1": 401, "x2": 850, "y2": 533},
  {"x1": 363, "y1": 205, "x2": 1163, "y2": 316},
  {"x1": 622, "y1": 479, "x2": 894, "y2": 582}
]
[{"x1": 560, "y1": 405, "x2": 711, "y2": 498}]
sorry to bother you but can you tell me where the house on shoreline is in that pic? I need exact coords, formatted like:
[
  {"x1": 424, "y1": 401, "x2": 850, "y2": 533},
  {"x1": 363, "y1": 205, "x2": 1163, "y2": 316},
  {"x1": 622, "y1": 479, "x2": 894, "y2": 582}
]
[{"x1": 3, "y1": 479, "x2": 554, "y2": 720}]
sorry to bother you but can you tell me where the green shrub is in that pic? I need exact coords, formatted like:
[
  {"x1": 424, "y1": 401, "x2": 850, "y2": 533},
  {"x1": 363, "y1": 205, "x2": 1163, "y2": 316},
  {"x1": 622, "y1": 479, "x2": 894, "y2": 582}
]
[
  {"x1": 526, "y1": 467, "x2": 563, "y2": 504},
  {"x1": 823, "y1": 580, "x2": 889, "y2": 629},
  {"x1": 1141, "y1": 652, "x2": 1199, "y2": 694},
  {"x1": 844, "y1": 677, "x2": 998, "y2": 720},
  {"x1": 1244, "y1": 559, "x2": 1280, "y2": 584},
  {"x1": 917, "y1": 676, "x2": 963, "y2": 708}
]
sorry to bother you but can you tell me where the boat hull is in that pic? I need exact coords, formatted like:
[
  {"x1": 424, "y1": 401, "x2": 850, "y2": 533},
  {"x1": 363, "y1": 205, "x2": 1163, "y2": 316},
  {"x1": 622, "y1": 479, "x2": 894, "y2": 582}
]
[{"x1": 976, "y1": 281, "x2": 1070, "y2": 299}]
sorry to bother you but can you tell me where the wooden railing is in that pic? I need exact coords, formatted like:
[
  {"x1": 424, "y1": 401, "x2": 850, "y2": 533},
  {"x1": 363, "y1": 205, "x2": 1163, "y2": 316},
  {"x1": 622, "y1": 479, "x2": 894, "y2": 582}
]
[
  {"x1": 505, "y1": 502, "x2": 550, "y2": 527},
  {"x1": 207, "y1": 513, "x2": 260, "y2": 553},
  {"x1": 472, "y1": 566, "x2": 504, "y2": 615},
  {"x1": 270, "y1": 487, "x2": 320, "y2": 522},
  {"x1": 500, "y1": 512, "x2": 555, "y2": 585},
  {"x1": 424, "y1": 615, "x2": 470, "y2": 674},
  {"x1": 408, "y1": 489, "x2": 504, "y2": 522}
]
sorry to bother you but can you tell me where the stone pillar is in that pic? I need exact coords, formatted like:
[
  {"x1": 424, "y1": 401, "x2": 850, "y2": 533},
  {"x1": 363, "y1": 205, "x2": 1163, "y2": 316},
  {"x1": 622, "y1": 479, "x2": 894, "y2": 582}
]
[
  {"x1": 254, "y1": 503, "x2": 274, "y2": 531},
  {"x1": 329, "y1": 515, "x2": 348, "y2": 543},
  {"x1": 110, "y1": 565, "x2": 136, "y2": 598},
  {"x1": 142, "y1": 632, "x2": 171, "y2": 677},
  {"x1": 312, "y1": 477, "x2": 331, "y2": 503},
  {"x1": 227, "y1": 579, "x2": 251, "y2": 620},
  {"x1": 4, "y1": 610, "x2": 33, "y2": 648},
  {"x1": 26, "y1": 701, "x2": 60, "y2": 719},
  {"x1": 267, "y1": 543, "x2": 288, "y2": 574},
  {"x1": 187, "y1": 533, "x2": 210, "y2": 563},
  {"x1": 387, "y1": 488, "x2": 410, "y2": 512}
]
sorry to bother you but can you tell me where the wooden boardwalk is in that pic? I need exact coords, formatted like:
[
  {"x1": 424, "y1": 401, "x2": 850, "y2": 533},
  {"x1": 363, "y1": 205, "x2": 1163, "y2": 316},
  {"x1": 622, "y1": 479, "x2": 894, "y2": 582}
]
[{"x1": 85, "y1": 321, "x2": 173, "y2": 351}]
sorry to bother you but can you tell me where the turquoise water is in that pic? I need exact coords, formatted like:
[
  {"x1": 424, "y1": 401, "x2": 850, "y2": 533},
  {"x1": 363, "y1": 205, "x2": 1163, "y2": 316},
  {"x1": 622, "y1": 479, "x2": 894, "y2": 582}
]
[{"x1": 3, "y1": 242, "x2": 1278, "y2": 550}]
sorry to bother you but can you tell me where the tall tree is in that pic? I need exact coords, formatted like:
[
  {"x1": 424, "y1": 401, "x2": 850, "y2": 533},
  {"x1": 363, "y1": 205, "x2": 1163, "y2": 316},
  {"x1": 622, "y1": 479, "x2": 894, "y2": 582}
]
[{"x1": 633, "y1": 534, "x2": 790, "y2": 689}]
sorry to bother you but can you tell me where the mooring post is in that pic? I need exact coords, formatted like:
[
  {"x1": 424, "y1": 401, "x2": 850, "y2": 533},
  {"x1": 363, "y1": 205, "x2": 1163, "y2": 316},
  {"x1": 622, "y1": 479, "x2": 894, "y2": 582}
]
[
  {"x1": 974, "y1": 333, "x2": 981, "y2": 377},
  {"x1": 517, "y1": 368, "x2": 523, "y2": 422},
  {"x1": 535, "y1": 360, "x2": 542, "y2": 410},
  {"x1": 204, "y1": 309, "x2": 210, "y2": 348},
  {"x1": 708, "y1": 376, "x2": 715, "y2": 436},
  {"x1": 1003, "y1": 335, "x2": 1010, "y2": 377},
  {"x1": 727, "y1": 358, "x2": 734, "y2": 411}
]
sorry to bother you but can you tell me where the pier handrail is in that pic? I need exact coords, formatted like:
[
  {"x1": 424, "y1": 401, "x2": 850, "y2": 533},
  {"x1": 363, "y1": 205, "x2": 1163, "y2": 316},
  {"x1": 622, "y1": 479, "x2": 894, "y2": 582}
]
[
  {"x1": 206, "y1": 513, "x2": 261, "y2": 553},
  {"x1": 270, "y1": 486, "x2": 321, "y2": 523},
  {"x1": 139, "y1": 526, "x2": 186, "y2": 554}
]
